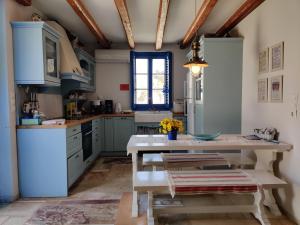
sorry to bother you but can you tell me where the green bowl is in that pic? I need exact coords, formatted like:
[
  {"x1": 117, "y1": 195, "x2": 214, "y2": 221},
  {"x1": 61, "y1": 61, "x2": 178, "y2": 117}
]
[{"x1": 194, "y1": 132, "x2": 221, "y2": 141}]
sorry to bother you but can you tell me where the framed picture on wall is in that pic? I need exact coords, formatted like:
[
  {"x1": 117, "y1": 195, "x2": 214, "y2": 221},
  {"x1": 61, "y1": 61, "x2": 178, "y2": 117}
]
[
  {"x1": 271, "y1": 42, "x2": 284, "y2": 71},
  {"x1": 258, "y1": 78, "x2": 268, "y2": 102},
  {"x1": 258, "y1": 48, "x2": 269, "y2": 73},
  {"x1": 270, "y1": 75, "x2": 283, "y2": 102}
]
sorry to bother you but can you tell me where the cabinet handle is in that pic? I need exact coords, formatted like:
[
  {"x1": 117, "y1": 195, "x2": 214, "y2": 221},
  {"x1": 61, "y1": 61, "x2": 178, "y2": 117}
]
[
  {"x1": 121, "y1": 117, "x2": 127, "y2": 120},
  {"x1": 73, "y1": 136, "x2": 78, "y2": 140},
  {"x1": 72, "y1": 128, "x2": 77, "y2": 132},
  {"x1": 75, "y1": 154, "x2": 79, "y2": 158}
]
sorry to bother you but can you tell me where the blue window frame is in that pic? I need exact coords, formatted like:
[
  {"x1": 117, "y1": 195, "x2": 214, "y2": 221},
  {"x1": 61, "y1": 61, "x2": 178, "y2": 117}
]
[{"x1": 130, "y1": 51, "x2": 172, "y2": 110}]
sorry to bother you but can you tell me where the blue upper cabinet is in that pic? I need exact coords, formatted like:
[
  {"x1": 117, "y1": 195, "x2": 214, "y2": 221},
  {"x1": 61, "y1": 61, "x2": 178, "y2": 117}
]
[
  {"x1": 75, "y1": 48, "x2": 96, "y2": 91},
  {"x1": 11, "y1": 22, "x2": 61, "y2": 86},
  {"x1": 61, "y1": 48, "x2": 96, "y2": 93}
]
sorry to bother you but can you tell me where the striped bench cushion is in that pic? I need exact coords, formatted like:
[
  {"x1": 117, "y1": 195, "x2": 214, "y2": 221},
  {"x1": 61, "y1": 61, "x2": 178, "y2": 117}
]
[
  {"x1": 161, "y1": 153, "x2": 230, "y2": 168},
  {"x1": 167, "y1": 170, "x2": 258, "y2": 197}
]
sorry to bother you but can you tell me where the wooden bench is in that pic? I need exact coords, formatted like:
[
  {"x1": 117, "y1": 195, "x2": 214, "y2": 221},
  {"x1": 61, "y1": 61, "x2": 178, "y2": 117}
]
[
  {"x1": 142, "y1": 153, "x2": 255, "y2": 170},
  {"x1": 134, "y1": 170, "x2": 286, "y2": 225}
]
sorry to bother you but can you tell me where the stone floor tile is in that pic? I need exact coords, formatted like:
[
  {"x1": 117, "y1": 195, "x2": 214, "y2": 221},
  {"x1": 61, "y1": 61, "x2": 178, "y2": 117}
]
[
  {"x1": 1, "y1": 216, "x2": 29, "y2": 225},
  {"x1": 0, "y1": 216, "x2": 9, "y2": 225},
  {"x1": 0, "y1": 202, "x2": 42, "y2": 217}
]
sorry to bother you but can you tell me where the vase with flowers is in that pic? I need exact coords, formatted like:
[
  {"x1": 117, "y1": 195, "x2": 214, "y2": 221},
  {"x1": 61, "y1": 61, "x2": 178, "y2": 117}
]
[{"x1": 159, "y1": 118, "x2": 184, "y2": 140}]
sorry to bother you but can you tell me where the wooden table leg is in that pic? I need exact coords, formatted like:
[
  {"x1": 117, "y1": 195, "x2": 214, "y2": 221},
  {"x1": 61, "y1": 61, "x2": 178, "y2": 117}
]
[
  {"x1": 132, "y1": 152, "x2": 138, "y2": 217},
  {"x1": 147, "y1": 191, "x2": 155, "y2": 225},
  {"x1": 253, "y1": 187, "x2": 271, "y2": 225},
  {"x1": 254, "y1": 150, "x2": 282, "y2": 216}
]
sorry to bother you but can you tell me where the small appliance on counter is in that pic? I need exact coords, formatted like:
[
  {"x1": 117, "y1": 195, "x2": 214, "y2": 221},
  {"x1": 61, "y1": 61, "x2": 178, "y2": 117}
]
[
  {"x1": 90, "y1": 99, "x2": 105, "y2": 114},
  {"x1": 105, "y1": 100, "x2": 113, "y2": 114},
  {"x1": 115, "y1": 102, "x2": 122, "y2": 113}
]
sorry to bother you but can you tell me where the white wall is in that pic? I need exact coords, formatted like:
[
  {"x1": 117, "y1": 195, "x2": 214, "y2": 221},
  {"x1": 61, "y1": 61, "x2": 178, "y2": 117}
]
[
  {"x1": 93, "y1": 43, "x2": 189, "y2": 110},
  {"x1": 236, "y1": 0, "x2": 300, "y2": 222}
]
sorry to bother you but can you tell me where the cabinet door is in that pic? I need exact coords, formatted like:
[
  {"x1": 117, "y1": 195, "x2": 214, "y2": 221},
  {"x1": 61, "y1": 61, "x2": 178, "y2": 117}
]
[
  {"x1": 104, "y1": 117, "x2": 114, "y2": 151},
  {"x1": 113, "y1": 117, "x2": 134, "y2": 152},
  {"x1": 67, "y1": 150, "x2": 83, "y2": 187},
  {"x1": 43, "y1": 30, "x2": 60, "y2": 84},
  {"x1": 99, "y1": 118, "x2": 105, "y2": 152}
]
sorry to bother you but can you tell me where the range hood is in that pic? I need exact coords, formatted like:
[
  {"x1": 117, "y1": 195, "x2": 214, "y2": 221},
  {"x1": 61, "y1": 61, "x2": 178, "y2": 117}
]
[{"x1": 46, "y1": 21, "x2": 89, "y2": 83}]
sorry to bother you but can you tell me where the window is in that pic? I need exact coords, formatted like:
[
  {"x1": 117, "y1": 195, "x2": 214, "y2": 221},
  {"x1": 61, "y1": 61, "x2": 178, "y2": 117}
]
[{"x1": 130, "y1": 51, "x2": 172, "y2": 110}]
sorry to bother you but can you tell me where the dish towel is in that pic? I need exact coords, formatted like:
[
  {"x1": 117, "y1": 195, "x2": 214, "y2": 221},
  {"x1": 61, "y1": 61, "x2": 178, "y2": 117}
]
[{"x1": 167, "y1": 170, "x2": 258, "y2": 198}]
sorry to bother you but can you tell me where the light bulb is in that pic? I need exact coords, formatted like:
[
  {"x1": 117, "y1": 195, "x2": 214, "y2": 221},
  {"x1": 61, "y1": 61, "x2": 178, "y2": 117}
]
[{"x1": 191, "y1": 65, "x2": 201, "y2": 76}]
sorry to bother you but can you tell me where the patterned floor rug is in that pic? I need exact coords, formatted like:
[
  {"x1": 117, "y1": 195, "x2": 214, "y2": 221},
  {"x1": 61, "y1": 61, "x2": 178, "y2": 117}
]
[{"x1": 25, "y1": 199, "x2": 120, "y2": 225}]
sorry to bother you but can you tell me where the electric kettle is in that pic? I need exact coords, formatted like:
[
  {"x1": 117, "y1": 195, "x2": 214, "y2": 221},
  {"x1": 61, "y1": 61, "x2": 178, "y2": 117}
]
[{"x1": 115, "y1": 102, "x2": 122, "y2": 113}]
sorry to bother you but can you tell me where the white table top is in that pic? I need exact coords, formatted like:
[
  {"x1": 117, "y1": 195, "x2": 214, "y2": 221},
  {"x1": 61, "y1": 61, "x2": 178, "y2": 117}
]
[{"x1": 127, "y1": 134, "x2": 292, "y2": 154}]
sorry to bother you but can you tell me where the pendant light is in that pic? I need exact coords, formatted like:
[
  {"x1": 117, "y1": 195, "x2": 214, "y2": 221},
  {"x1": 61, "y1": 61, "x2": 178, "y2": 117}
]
[{"x1": 183, "y1": 0, "x2": 208, "y2": 77}]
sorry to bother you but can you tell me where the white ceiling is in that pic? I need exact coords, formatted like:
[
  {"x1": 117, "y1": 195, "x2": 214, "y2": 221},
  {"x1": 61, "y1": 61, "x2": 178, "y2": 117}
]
[{"x1": 33, "y1": 0, "x2": 245, "y2": 48}]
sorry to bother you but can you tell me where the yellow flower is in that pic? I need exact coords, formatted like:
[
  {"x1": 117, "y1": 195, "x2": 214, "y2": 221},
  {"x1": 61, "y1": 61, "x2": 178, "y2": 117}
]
[{"x1": 159, "y1": 117, "x2": 184, "y2": 134}]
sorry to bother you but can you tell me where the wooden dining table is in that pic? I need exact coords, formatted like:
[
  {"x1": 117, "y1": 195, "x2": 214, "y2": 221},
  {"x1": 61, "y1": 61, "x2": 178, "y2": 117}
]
[{"x1": 127, "y1": 134, "x2": 292, "y2": 218}]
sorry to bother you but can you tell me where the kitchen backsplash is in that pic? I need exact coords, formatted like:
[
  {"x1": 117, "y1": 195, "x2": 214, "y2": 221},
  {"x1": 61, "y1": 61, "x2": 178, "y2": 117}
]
[
  {"x1": 16, "y1": 86, "x2": 63, "y2": 123},
  {"x1": 37, "y1": 93, "x2": 63, "y2": 119}
]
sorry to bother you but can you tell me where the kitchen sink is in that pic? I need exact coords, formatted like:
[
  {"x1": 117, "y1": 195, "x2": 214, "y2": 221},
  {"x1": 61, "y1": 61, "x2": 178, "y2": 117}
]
[{"x1": 134, "y1": 111, "x2": 173, "y2": 123}]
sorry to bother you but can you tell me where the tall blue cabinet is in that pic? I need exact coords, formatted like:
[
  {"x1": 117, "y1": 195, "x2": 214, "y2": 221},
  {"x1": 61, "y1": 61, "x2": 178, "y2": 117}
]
[
  {"x1": 187, "y1": 36, "x2": 243, "y2": 135},
  {"x1": 11, "y1": 22, "x2": 60, "y2": 86}
]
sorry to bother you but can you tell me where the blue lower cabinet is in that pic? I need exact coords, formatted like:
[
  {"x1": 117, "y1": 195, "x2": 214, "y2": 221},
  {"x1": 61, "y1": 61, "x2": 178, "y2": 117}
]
[
  {"x1": 104, "y1": 117, "x2": 114, "y2": 151},
  {"x1": 17, "y1": 126, "x2": 86, "y2": 197},
  {"x1": 102, "y1": 116, "x2": 134, "y2": 153},
  {"x1": 92, "y1": 118, "x2": 102, "y2": 158},
  {"x1": 17, "y1": 128, "x2": 68, "y2": 197},
  {"x1": 113, "y1": 117, "x2": 134, "y2": 151},
  {"x1": 99, "y1": 119, "x2": 105, "y2": 151},
  {"x1": 67, "y1": 149, "x2": 84, "y2": 188}
]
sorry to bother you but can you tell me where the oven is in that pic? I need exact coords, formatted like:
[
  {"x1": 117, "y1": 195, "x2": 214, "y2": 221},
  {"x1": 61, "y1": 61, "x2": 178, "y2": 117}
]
[{"x1": 81, "y1": 121, "x2": 93, "y2": 161}]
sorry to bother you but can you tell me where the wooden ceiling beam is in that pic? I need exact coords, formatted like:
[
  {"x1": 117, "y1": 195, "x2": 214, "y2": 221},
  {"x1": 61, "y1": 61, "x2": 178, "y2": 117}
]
[
  {"x1": 114, "y1": 0, "x2": 135, "y2": 48},
  {"x1": 66, "y1": 0, "x2": 111, "y2": 49},
  {"x1": 216, "y1": 0, "x2": 265, "y2": 37},
  {"x1": 155, "y1": 0, "x2": 170, "y2": 50},
  {"x1": 15, "y1": 0, "x2": 32, "y2": 6},
  {"x1": 180, "y1": 0, "x2": 218, "y2": 49}
]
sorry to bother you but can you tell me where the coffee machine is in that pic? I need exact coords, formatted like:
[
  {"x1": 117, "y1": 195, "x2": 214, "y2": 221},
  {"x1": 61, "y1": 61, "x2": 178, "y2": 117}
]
[{"x1": 105, "y1": 100, "x2": 113, "y2": 114}]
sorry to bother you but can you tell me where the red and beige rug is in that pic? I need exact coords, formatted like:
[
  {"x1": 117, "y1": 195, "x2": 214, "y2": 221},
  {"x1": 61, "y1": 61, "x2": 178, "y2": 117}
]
[{"x1": 25, "y1": 198, "x2": 120, "y2": 225}]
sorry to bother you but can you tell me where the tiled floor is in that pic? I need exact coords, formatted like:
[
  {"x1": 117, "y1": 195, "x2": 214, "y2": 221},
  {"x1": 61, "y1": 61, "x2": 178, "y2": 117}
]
[{"x1": 0, "y1": 157, "x2": 296, "y2": 225}]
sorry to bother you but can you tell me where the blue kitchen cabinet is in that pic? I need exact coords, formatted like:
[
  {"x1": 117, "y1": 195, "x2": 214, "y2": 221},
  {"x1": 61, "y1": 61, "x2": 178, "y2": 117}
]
[
  {"x1": 75, "y1": 48, "x2": 96, "y2": 91},
  {"x1": 11, "y1": 22, "x2": 60, "y2": 86},
  {"x1": 104, "y1": 117, "x2": 114, "y2": 152},
  {"x1": 17, "y1": 125, "x2": 87, "y2": 197},
  {"x1": 99, "y1": 119, "x2": 105, "y2": 151},
  {"x1": 113, "y1": 117, "x2": 134, "y2": 151},
  {"x1": 67, "y1": 149, "x2": 84, "y2": 188},
  {"x1": 92, "y1": 118, "x2": 103, "y2": 159},
  {"x1": 17, "y1": 128, "x2": 69, "y2": 197},
  {"x1": 62, "y1": 48, "x2": 96, "y2": 93}
]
